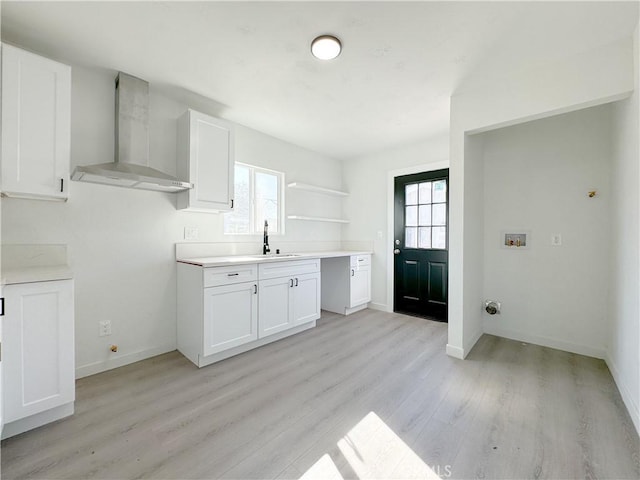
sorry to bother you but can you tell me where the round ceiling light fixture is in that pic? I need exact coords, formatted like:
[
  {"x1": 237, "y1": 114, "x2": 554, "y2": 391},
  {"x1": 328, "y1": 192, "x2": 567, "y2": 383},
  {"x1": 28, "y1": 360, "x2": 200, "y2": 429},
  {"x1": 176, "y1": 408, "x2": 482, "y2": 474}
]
[{"x1": 311, "y1": 35, "x2": 342, "y2": 60}]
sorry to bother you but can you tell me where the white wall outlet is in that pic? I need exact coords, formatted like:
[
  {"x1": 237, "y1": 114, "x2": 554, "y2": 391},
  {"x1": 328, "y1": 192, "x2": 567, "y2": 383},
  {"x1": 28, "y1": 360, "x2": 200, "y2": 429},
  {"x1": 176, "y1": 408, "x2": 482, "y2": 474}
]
[
  {"x1": 184, "y1": 226, "x2": 199, "y2": 240},
  {"x1": 99, "y1": 320, "x2": 112, "y2": 337},
  {"x1": 551, "y1": 233, "x2": 562, "y2": 246}
]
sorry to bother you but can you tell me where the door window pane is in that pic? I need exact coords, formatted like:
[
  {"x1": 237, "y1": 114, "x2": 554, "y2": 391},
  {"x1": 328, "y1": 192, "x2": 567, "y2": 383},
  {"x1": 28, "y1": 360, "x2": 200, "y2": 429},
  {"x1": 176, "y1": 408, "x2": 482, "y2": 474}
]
[
  {"x1": 418, "y1": 227, "x2": 431, "y2": 248},
  {"x1": 432, "y1": 227, "x2": 447, "y2": 249},
  {"x1": 418, "y1": 205, "x2": 431, "y2": 226},
  {"x1": 432, "y1": 180, "x2": 447, "y2": 203},
  {"x1": 432, "y1": 204, "x2": 447, "y2": 226},
  {"x1": 405, "y1": 227, "x2": 417, "y2": 248},
  {"x1": 405, "y1": 206, "x2": 418, "y2": 226},
  {"x1": 405, "y1": 184, "x2": 418, "y2": 205},
  {"x1": 418, "y1": 182, "x2": 432, "y2": 204}
]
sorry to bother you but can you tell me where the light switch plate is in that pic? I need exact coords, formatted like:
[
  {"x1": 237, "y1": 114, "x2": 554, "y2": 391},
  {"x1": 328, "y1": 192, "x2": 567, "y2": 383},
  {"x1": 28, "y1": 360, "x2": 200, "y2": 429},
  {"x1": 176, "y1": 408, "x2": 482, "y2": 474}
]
[{"x1": 184, "y1": 226, "x2": 199, "y2": 241}]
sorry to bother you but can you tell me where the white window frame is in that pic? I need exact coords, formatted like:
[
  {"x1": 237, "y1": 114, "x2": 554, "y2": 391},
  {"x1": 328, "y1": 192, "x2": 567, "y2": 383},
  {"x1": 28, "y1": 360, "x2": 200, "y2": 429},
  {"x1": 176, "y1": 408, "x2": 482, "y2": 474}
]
[{"x1": 223, "y1": 162, "x2": 285, "y2": 236}]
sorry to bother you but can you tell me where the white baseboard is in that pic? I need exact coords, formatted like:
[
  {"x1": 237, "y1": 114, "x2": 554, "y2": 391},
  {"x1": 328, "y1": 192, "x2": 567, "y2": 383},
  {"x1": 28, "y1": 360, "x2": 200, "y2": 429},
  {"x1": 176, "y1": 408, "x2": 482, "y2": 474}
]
[
  {"x1": 605, "y1": 351, "x2": 640, "y2": 436},
  {"x1": 483, "y1": 325, "x2": 606, "y2": 359},
  {"x1": 2, "y1": 403, "x2": 74, "y2": 440},
  {"x1": 75, "y1": 344, "x2": 176, "y2": 379},
  {"x1": 368, "y1": 302, "x2": 390, "y2": 312},
  {"x1": 446, "y1": 344, "x2": 464, "y2": 359}
]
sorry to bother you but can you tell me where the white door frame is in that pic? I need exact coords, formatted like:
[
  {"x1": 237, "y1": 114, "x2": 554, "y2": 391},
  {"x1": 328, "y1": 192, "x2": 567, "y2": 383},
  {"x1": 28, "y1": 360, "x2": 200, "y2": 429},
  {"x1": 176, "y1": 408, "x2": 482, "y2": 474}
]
[{"x1": 386, "y1": 161, "x2": 450, "y2": 313}]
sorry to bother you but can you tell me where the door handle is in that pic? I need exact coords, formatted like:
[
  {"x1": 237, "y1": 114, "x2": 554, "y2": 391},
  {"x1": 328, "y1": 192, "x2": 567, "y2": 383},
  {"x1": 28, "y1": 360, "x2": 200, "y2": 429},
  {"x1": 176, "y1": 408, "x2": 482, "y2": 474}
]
[
  {"x1": 393, "y1": 249, "x2": 401, "y2": 255},
  {"x1": 254, "y1": 284, "x2": 257, "y2": 294},
  {"x1": 351, "y1": 269, "x2": 355, "y2": 276},
  {"x1": 295, "y1": 278, "x2": 299, "y2": 287},
  {"x1": 290, "y1": 278, "x2": 294, "y2": 287}
]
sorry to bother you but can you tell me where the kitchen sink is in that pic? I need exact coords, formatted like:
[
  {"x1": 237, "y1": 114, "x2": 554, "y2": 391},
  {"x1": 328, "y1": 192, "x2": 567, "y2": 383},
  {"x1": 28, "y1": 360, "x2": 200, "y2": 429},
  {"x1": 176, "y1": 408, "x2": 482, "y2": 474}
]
[{"x1": 248, "y1": 253, "x2": 301, "y2": 259}]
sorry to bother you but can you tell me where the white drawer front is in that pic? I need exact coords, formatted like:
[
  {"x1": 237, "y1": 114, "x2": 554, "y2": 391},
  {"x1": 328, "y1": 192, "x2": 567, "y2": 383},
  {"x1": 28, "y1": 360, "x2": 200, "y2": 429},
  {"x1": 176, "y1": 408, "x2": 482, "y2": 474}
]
[
  {"x1": 203, "y1": 264, "x2": 258, "y2": 287},
  {"x1": 258, "y1": 258, "x2": 320, "y2": 280},
  {"x1": 350, "y1": 254, "x2": 371, "y2": 268}
]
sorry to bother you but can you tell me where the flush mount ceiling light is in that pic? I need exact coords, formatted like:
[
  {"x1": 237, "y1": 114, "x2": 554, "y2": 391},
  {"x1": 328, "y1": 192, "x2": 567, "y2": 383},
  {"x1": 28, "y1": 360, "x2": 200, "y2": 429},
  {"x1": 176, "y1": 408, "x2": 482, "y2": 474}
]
[{"x1": 311, "y1": 35, "x2": 342, "y2": 60}]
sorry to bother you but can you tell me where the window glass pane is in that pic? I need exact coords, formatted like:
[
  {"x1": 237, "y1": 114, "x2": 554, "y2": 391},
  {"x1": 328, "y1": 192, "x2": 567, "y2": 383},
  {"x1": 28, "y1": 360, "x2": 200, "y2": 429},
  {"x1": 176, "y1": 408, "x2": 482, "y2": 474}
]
[
  {"x1": 432, "y1": 227, "x2": 447, "y2": 249},
  {"x1": 432, "y1": 180, "x2": 447, "y2": 203},
  {"x1": 223, "y1": 165, "x2": 251, "y2": 234},
  {"x1": 405, "y1": 184, "x2": 418, "y2": 205},
  {"x1": 418, "y1": 182, "x2": 432, "y2": 204},
  {"x1": 405, "y1": 227, "x2": 417, "y2": 248},
  {"x1": 432, "y1": 203, "x2": 446, "y2": 226},
  {"x1": 405, "y1": 206, "x2": 418, "y2": 227},
  {"x1": 418, "y1": 205, "x2": 431, "y2": 226},
  {"x1": 418, "y1": 227, "x2": 431, "y2": 249},
  {"x1": 255, "y1": 171, "x2": 279, "y2": 233}
]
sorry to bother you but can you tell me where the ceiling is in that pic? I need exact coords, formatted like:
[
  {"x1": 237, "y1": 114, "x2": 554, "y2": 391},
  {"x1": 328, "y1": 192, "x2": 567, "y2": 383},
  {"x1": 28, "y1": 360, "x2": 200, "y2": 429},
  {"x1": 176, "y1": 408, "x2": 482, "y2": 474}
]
[{"x1": 2, "y1": 1, "x2": 638, "y2": 160}]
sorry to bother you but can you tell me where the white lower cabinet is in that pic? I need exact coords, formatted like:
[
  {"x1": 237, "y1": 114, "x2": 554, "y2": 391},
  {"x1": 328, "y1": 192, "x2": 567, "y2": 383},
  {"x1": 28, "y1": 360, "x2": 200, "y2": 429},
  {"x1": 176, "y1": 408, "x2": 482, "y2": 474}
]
[
  {"x1": 258, "y1": 269, "x2": 321, "y2": 339},
  {"x1": 177, "y1": 258, "x2": 320, "y2": 367},
  {"x1": 2, "y1": 279, "x2": 75, "y2": 439},
  {"x1": 258, "y1": 276, "x2": 294, "y2": 338},
  {"x1": 321, "y1": 254, "x2": 372, "y2": 315},
  {"x1": 203, "y1": 281, "x2": 258, "y2": 356}
]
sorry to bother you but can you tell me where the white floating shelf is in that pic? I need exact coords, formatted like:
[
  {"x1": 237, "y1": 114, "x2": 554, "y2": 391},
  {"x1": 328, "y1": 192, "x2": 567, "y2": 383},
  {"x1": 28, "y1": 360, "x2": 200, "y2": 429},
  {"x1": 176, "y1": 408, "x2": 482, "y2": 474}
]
[
  {"x1": 287, "y1": 215, "x2": 350, "y2": 224},
  {"x1": 287, "y1": 182, "x2": 349, "y2": 197}
]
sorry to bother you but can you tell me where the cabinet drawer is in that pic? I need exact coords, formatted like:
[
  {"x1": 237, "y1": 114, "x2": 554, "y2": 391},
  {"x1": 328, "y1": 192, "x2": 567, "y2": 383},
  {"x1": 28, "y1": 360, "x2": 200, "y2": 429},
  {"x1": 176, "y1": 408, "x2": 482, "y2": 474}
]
[
  {"x1": 258, "y1": 258, "x2": 320, "y2": 280},
  {"x1": 350, "y1": 255, "x2": 371, "y2": 268},
  {"x1": 203, "y1": 264, "x2": 258, "y2": 287}
]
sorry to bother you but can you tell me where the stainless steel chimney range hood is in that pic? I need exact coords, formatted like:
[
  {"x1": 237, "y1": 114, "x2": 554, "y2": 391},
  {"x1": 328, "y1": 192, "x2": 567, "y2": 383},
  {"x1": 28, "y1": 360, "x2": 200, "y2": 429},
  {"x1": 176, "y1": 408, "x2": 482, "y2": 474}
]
[{"x1": 71, "y1": 72, "x2": 193, "y2": 192}]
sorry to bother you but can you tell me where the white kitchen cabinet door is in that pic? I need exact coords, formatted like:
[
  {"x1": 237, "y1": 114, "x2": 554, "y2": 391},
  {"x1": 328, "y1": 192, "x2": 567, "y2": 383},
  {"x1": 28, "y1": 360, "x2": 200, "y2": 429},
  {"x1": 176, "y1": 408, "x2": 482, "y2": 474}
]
[
  {"x1": 177, "y1": 109, "x2": 234, "y2": 212},
  {"x1": 258, "y1": 276, "x2": 295, "y2": 338},
  {"x1": 350, "y1": 266, "x2": 371, "y2": 308},
  {"x1": 3, "y1": 280, "x2": 75, "y2": 423},
  {"x1": 292, "y1": 272, "x2": 321, "y2": 326},
  {"x1": 203, "y1": 281, "x2": 258, "y2": 356},
  {"x1": 1, "y1": 44, "x2": 71, "y2": 201}
]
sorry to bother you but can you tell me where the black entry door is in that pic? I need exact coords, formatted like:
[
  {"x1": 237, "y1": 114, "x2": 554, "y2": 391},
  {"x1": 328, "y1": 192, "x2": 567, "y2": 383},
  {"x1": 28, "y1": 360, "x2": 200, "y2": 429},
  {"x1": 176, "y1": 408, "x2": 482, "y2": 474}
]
[{"x1": 394, "y1": 169, "x2": 449, "y2": 321}]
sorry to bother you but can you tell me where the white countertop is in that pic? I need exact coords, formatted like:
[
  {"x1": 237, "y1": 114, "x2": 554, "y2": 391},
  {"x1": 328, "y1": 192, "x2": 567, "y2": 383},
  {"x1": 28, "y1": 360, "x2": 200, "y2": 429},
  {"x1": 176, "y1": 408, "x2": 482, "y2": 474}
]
[
  {"x1": 2, "y1": 265, "x2": 74, "y2": 285},
  {"x1": 177, "y1": 250, "x2": 372, "y2": 268}
]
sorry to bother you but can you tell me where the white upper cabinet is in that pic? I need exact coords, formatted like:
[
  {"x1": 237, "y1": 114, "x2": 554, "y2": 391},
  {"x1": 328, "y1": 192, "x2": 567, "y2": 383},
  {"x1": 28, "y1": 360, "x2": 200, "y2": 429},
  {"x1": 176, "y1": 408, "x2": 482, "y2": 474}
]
[
  {"x1": 1, "y1": 44, "x2": 71, "y2": 201},
  {"x1": 177, "y1": 109, "x2": 235, "y2": 212}
]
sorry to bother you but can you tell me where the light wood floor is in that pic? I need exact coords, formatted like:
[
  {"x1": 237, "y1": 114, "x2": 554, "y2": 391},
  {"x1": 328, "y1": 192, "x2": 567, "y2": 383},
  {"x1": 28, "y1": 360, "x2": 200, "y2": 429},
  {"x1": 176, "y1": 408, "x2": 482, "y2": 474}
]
[{"x1": 2, "y1": 310, "x2": 638, "y2": 479}]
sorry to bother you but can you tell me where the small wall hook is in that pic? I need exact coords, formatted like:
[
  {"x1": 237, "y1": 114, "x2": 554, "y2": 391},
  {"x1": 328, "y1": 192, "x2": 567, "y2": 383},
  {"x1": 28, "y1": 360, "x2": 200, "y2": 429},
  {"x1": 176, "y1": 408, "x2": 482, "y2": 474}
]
[{"x1": 588, "y1": 190, "x2": 597, "y2": 198}]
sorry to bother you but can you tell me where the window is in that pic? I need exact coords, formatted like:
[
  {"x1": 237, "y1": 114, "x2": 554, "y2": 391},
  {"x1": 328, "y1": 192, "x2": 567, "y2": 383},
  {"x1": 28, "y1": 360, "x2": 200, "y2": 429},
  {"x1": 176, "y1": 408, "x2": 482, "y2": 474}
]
[
  {"x1": 224, "y1": 163, "x2": 284, "y2": 235},
  {"x1": 404, "y1": 179, "x2": 447, "y2": 249}
]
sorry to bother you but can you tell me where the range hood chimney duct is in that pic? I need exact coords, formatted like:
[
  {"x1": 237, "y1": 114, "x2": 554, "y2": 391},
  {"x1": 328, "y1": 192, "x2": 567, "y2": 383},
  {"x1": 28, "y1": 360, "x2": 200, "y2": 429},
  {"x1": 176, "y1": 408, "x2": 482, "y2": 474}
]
[{"x1": 71, "y1": 72, "x2": 192, "y2": 192}]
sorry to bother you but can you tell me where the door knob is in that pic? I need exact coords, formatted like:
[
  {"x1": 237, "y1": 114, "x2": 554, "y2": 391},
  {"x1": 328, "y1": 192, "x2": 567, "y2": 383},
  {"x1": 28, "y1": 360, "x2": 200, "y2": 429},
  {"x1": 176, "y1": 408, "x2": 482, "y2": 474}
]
[{"x1": 393, "y1": 249, "x2": 401, "y2": 255}]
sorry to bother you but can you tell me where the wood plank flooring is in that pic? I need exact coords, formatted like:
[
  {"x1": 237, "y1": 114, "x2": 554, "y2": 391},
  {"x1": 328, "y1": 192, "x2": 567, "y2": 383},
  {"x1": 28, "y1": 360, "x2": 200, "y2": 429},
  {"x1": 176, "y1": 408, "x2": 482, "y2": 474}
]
[{"x1": 2, "y1": 309, "x2": 638, "y2": 479}]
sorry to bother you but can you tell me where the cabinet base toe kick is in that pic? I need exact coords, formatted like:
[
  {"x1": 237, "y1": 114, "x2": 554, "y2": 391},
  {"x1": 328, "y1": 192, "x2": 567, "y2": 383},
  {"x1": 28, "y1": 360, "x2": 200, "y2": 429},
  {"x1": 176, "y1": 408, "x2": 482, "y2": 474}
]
[
  {"x1": 183, "y1": 321, "x2": 316, "y2": 368},
  {"x1": 2, "y1": 402, "x2": 74, "y2": 440}
]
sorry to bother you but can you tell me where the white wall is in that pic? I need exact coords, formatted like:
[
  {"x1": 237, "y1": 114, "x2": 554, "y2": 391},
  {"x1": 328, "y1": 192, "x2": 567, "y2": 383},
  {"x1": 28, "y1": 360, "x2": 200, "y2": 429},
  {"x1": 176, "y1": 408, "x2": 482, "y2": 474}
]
[
  {"x1": 448, "y1": 37, "x2": 635, "y2": 359},
  {"x1": 1, "y1": 63, "x2": 343, "y2": 378},
  {"x1": 481, "y1": 105, "x2": 612, "y2": 359},
  {"x1": 342, "y1": 135, "x2": 449, "y2": 311},
  {"x1": 608, "y1": 24, "x2": 639, "y2": 434}
]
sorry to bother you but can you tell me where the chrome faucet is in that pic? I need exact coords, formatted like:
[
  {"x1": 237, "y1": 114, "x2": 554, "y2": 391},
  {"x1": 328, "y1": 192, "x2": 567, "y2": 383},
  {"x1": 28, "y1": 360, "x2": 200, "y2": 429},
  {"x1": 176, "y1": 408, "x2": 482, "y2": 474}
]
[{"x1": 263, "y1": 220, "x2": 270, "y2": 255}]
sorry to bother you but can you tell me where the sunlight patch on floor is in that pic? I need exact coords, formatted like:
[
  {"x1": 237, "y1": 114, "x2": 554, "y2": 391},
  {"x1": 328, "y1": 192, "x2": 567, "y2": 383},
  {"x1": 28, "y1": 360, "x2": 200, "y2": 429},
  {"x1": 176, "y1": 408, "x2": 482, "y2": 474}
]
[
  {"x1": 300, "y1": 411, "x2": 446, "y2": 479},
  {"x1": 299, "y1": 454, "x2": 344, "y2": 480}
]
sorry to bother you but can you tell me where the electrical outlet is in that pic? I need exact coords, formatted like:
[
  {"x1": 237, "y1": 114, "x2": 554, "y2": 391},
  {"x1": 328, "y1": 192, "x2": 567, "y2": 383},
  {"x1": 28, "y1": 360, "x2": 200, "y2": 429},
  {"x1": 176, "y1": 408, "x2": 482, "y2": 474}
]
[
  {"x1": 551, "y1": 233, "x2": 562, "y2": 246},
  {"x1": 99, "y1": 320, "x2": 112, "y2": 337},
  {"x1": 184, "y1": 226, "x2": 199, "y2": 240}
]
